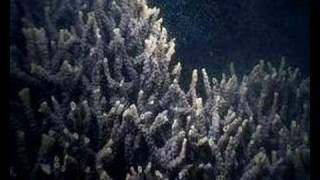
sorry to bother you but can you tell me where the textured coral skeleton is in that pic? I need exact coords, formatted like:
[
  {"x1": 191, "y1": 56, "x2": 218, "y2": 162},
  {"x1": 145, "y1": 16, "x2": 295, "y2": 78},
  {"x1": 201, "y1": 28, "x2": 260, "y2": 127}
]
[{"x1": 10, "y1": 0, "x2": 309, "y2": 179}]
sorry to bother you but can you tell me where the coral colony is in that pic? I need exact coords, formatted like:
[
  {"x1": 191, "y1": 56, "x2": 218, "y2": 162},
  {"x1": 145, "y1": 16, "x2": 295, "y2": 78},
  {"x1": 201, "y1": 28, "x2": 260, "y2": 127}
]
[{"x1": 10, "y1": 0, "x2": 309, "y2": 179}]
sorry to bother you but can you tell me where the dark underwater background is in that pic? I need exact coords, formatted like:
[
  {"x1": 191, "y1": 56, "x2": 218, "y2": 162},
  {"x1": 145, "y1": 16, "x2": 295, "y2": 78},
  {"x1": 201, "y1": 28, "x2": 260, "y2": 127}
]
[{"x1": 149, "y1": 0, "x2": 309, "y2": 88}]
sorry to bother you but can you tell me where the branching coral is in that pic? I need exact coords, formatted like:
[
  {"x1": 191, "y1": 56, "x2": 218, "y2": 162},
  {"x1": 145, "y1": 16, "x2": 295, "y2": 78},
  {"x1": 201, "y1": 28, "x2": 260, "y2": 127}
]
[{"x1": 10, "y1": 0, "x2": 309, "y2": 179}]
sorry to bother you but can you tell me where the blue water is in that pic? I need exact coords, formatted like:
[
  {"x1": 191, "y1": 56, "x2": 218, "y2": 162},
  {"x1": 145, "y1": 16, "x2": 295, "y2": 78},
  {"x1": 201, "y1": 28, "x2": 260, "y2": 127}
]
[{"x1": 149, "y1": 0, "x2": 310, "y2": 79}]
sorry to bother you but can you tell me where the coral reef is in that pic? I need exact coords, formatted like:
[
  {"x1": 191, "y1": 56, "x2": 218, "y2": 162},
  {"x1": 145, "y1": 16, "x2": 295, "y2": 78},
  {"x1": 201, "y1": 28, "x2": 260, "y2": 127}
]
[{"x1": 10, "y1": 0, "x2": 309, "y2": 179}]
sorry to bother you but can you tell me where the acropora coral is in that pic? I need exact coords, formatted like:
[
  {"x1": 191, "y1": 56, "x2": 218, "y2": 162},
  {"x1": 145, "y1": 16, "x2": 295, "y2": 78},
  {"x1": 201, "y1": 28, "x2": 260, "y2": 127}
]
[{"x1": 10, "y1": 0, "x2": 309, "y2": 179}]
